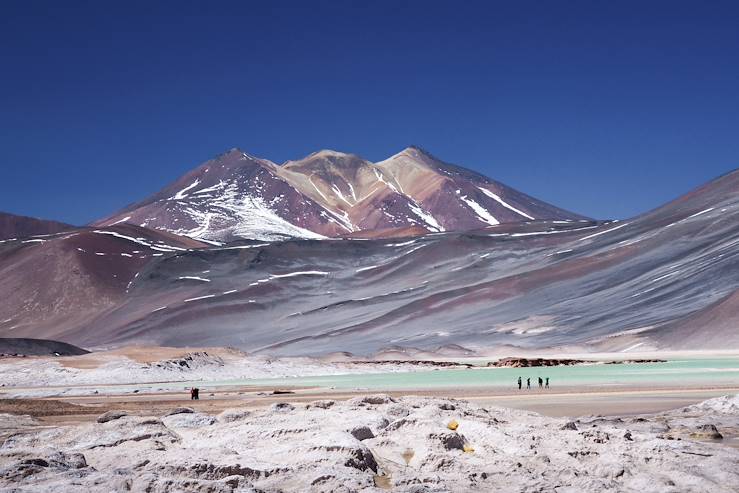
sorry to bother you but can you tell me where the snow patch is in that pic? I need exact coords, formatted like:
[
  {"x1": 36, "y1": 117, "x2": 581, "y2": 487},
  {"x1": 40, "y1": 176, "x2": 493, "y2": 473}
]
[
  {"x1": 178, "y1": 276, "x2": 211, "y2": 282},
  {"x1": 477, "y1": 187, "x2": 535, "y2": 220},
  {"x1": 460, "y1": 195, "x2": 499, "y2": 225},
  {"x1": 170, "y1": 179, "x2": 201, "y2": 200}
]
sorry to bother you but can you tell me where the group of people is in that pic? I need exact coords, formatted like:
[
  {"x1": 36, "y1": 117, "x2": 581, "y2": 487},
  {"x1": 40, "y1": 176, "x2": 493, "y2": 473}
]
[{"x1": 517, "y1": 376, "x2": 549, "y2": 390}]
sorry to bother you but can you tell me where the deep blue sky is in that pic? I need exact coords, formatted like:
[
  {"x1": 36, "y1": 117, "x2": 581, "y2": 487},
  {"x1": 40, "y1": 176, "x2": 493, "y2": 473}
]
[{"x1": 2, "y1": 1, "x2": 738, "y2": 225}]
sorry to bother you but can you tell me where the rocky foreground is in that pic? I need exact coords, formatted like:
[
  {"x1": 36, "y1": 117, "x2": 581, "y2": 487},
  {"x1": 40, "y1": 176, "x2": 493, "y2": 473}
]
[{"x1": 1, "y1": 395, "x2": 738, "y2": 492}]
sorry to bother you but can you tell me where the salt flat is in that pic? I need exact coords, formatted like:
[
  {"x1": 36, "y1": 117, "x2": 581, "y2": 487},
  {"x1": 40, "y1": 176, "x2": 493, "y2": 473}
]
[{"x1": 1, "y1": 349, "x2": 738, "y2": 491}]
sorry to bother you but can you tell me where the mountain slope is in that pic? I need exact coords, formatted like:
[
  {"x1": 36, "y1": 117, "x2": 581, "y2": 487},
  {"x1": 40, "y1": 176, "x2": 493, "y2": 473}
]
[
  {"x1": 6, "y1": 169, "x2": 737, "y2": 354},
  {"x1": 0, "y1": 211, "x2": 75, "y2": 241},
  {"x1": 0, "y1": 224, "x2": 208, "y2": 340},
  {"x1": 96, "y1": 147, "x2": 588, "y2": 241},
  {"x1": 95, "y1": 150, "x2": 348, "y2": 242}
]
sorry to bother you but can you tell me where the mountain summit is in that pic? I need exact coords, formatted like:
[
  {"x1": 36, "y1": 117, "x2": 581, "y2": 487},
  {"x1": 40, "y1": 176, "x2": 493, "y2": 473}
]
[{"x1": 95, "y1": 148, "x2": 589, "y2": 241}]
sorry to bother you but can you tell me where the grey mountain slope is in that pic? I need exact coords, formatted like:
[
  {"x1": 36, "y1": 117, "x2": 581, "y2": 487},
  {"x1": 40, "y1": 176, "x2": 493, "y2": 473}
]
[{"x1": 3, "y1": 169, "x2": 736, "y2": 355}]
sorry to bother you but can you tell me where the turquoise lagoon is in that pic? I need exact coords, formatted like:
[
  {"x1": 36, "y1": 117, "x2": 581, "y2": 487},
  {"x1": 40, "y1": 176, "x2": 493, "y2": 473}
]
[{"x1": 209, "y1": 358, "x2": 739, "y2": 391}]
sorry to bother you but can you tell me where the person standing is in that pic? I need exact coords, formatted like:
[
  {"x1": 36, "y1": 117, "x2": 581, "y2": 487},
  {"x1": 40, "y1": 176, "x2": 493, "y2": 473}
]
[
  {"x1": 526, "y1": 378, "x2": 531, "y2": 390},
  {"x1": 545, "y1": 377, "x2": 549, "y2": 389},
  {"x1": 538, "y1": 377, "x2": 543, "y2": 389},
  {"x1": 518, "y1": 376, "x2": 522, "y2": 390}
]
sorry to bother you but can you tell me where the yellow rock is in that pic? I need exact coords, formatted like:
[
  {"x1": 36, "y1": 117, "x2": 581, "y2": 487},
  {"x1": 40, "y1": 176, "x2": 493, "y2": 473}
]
[
  {"x1": 447, "y1": 419, "x2": 459, "y2": 431},
  {"x1": 463, "y1": 443, "x2": 475, "y2": 453}
]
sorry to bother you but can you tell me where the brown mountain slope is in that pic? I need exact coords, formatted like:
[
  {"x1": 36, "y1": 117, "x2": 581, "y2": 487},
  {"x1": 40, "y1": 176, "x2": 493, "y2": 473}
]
[{"x1": 0, "y1": 211, "x2": 75, "y2": 240}]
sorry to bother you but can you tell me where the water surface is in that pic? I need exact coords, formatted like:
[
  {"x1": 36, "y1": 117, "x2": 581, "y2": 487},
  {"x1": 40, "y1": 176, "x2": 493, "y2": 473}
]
[{"x1": 215, "y1": 358, "x2": 739, "y2": 391}]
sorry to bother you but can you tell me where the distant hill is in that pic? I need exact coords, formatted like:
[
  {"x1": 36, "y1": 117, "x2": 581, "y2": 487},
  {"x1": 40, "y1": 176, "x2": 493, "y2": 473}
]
[
  {"x1": 0, "y1": 211, "x2": 75, "y2": 240},
  {"x1": 0, "y1": 338, "x2": 88, "y2": 356}
]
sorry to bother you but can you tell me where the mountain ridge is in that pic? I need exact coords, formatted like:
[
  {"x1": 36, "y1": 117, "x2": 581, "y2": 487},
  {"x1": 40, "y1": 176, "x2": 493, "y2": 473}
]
[
  {"x1": 95, "y1": 147, "x2": 590, "y2": 242},
  {"x1": 1, "y1": 167, "x2": 736, "y2": 354},
  {"x1": 0, "y1": 211, "x2": 76, "y2": 241}
]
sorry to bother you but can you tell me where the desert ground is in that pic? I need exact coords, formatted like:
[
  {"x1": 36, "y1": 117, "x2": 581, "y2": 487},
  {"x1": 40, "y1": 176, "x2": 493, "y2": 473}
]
[{"x1": 1, "y1": 347, "x2": 738, "y2": 492}]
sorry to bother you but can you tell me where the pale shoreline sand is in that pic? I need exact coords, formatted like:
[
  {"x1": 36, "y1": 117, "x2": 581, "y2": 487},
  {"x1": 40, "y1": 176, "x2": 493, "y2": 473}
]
[{"x1": 1, "y1": 347, "x2": 738, "y2": 420}]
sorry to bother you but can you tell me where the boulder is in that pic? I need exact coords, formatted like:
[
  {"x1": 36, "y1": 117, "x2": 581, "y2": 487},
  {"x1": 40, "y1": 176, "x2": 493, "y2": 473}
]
[
  {"x1": 691, "y1": 424, "x2": 723, "y2": 439},
  {"x1": 164, "y1": 407, "x2": 195, "y2": 417},
  {"x1": 97, "y1": 410, "x2": 128, "y2": 423},
  {"x1": 270, "y1": 402, "x2": 295, "y2": 412},
  {"x1": 349, "y1": 426, "x2": 375, "y2": 441}
]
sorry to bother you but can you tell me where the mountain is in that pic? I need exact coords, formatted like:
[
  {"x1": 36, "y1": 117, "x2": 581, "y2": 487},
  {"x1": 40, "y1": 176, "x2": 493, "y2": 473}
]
[
  {"x1": 3, "y1": 169, "x2": 737, "y2": 354},
  {"x1": 0, "y1": 211, "x2": 75, "y2": 241},
  {"x1": 95, "y1": 147, "x2": 589, "y2": 241},
  {"x1": 0, "y1": 224, "x2": 208, "y2": 341}
]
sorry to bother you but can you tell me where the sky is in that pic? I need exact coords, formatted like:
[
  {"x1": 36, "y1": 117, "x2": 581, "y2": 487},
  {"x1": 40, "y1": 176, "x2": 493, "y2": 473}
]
[{"x1": 1, "y1": 0, "x2": 738, "y2": 225}]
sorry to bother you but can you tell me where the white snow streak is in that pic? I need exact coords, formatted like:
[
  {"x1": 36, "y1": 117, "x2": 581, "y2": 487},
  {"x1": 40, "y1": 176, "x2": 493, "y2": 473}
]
[
  {"x1": 346, "y1": 181, "x2": 357, "y2": 201},
  {"x1": 270, "y1": 270, "x2": 329, "y2": 279},
  {"x1": 214, "y1": 243, "x2": 270, "y2": 250},
  {"x1": 460, "y1": 195, "x2": 499, "y2": 225},
  {"x1": 408, "y1": 203, "x2": 443, "y2": 232},
  {"x1": 687, "y1": 207, "x2": 715, "y2": 219},
  {"x1": 374, "y1": 168, "x2": 400, "y2": 194},
  {"x1": 477, "y1": 187, "x2": 535, "y2": 220},
  {"x1": 178, "y1": 276, "x2": 211, "y2": 282},
  {"x1": 170, "y1": 179, "x2": 201, "y2": 200},
  {"x1": 308, "y1": 175, "x2": 329, "y2": 201},
  {"x1": 331, "y1": 184, "x2": 353, "y2": 206},
  {"x1": 577, "y1": 223, "x2": 629, "y2": 242},
  {"x1": 109, "y1": 216, "x2": 132, "y2": 226},
  {"x1": 183, "y1": 294, "x2": 216, "y2": 302},
  {"x1": 92, "y1": 230, "x2": 186, "y2": 252}
]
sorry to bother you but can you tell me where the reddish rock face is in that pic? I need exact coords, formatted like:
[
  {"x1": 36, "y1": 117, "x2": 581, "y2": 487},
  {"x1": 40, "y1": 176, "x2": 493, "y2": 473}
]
[
  {"x1": 0, "y1": 211, "x2": 75, "y2": 241},
  {"x1": 95, "y1": 147, "x2": 589, "y2": 242}
]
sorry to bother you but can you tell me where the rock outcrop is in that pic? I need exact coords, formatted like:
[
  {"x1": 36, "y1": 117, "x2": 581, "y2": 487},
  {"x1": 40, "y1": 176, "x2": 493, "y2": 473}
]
[{"x1": 1, "y1": 395, "x2": 737, "y2": 491}]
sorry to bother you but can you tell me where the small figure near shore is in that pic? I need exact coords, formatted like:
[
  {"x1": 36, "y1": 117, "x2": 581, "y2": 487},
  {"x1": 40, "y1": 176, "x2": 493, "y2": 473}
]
[
  {"x1": 190, "y1": 387, "x2": 199, "y2": 400},
  {"x1": 545, "y1": 377, "x2": 550, "y2": 389},
  {"x1": 526, "y1": 378, "x2": 531, "y2": 390},
  {"x1": 518, "y1": 376, "x2": 522, "y2": 390},
  {"x1": 538, "y1": 377, "x2": 543, "y2": 389}
]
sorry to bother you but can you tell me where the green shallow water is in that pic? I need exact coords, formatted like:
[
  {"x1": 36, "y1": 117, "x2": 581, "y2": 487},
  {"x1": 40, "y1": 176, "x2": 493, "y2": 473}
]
[{"x1": 213, "y1": 358, "x2": 739, "y2": 391}]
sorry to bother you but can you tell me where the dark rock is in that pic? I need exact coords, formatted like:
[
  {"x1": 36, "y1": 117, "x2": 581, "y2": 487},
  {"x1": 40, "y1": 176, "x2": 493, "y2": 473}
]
[
  {"x1": 308, "y1": 400, "x2": 335, "y2": 409},
  {"x1": 691, "y1": 424, "x2": 723, "y2": 439},
  {"x1": 431, "y1": 432, "x2": 466, "y2": 451},
  {"x1": 22, "y1": 458, "x2": 49, "y2": 467},
  {"x1": 344, "y1": 446, "x2": 378, "y2": 473},
  {"x1": 97, "y1": 410, "x2": 128, "y2": 423},
  {"x1": 164, "y1": 407, "x2": 195, "y2": 417},
  {"x1": 357, "y1": 395, "x2": 396, "y2": 405},
  {"x1": 349, "y1": 426, "x2": 375, "y2": 441},
  {"x1": 561, "y1": 421, "x2": 578, "y2": 431}
]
